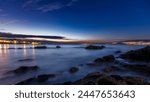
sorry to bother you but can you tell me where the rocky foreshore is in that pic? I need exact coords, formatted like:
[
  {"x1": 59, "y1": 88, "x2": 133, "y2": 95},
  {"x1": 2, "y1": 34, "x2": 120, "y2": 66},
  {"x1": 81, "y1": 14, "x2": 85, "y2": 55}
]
[
  {"x1": 121, "y1": 46, "x2": 150, "y2": 61},
  {"x1": 72, "y1": 72, "x2": 149, "y2": 85}
]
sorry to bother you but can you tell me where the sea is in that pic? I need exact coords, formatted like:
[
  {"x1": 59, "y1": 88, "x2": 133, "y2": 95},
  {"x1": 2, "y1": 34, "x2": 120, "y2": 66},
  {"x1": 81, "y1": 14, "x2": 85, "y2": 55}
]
[{"x1": 0, "y1": 44, "x2": 148, "y2": 84}]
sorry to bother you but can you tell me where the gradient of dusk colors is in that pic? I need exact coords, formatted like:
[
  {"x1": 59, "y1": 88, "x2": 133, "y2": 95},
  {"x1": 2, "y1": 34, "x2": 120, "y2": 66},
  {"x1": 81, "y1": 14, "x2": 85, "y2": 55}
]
[{"x1": 0, "y1": 0, "x2": 150, "y2": 40}]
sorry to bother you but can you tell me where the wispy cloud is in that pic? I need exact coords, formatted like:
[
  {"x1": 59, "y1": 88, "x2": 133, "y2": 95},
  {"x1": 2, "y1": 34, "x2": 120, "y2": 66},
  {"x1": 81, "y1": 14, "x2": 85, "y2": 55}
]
[
  {"x1": 0, "y1": 28, "x2": 5, "y2": 31},
  {"x1": 23, "y1": 0, "x2": 79, "y2": 12},
  {"x1": 0, "y1": 19, "x2": 20, "y2": 25},
  {"x1": 0, "y1": 9, "x2": 2, "y2": 12}
]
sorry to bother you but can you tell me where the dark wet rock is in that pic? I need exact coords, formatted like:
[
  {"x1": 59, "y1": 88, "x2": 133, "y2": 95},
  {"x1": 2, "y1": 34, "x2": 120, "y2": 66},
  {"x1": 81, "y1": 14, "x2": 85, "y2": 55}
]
[
  {"x1": 103, "y1": 55, "x2": 116, "y2": 62},
  {"x1": 34, "y1": 46, "x2": 47, "y2": 49},
  {"x1": 103, "y1": 66, "x2": 121, "y2": 73},
  {"x1": 16, "y1": 78, "x2": 36, "y2": 85},
  {"x1": 16, "y1": 74, "x2": 55, "y2": 84},
  {"x1": 73, "y1": 72, "x2": 149, "y2": 85},
  {"x1": 110, "y1": 75, "x2": 124, "y2": 80},
  {"x1": 37, "y1": 74, "x2": 56, "y2": 82},
  {"x1": 17, "y1": 48, "x2": 23, "y2": 49},
  {"x1": 86, "y1": 72, "x2": 103, "y2": 78},
  {"x1": 69, "y1": 67, "x2": 79, "y2": 73},
  {"x1": 56, "y1": 45, "x2": 61, "y2": 48},
  {"x1": 85, "y1": 45, "x2": 105, "y2": 50},
  {"x1": 122, "y1": 64, "x2": 150, "y2": 75},
  {"x1": 103, "y1": 67, "x2": 114, "y2": 73},
  {"x1": 94, "y1": 55, "x2": 115, "y2": 63},
  {"x1": 73, "y1": 72, "x2": 102, "y2": 85},
  {"x1": 8, "y1": 47, "x2": 15, "y2": 49},
  {"x1": 97, "y1": 76, "x2": 125, "y2": 85},
  {"x1": 124, "y1": 76, "x2": 149, "y2": 85},
  {"x1": 115, "y1": 50, "x2": 122, "y2": 54},
  {"x1": 18, "y1": 58, "x2": 34, "y2": 62},
  {"x1": 121, "y1": 46, "x2": 150, "y2": 61},
  {"x1": 62, "y1": 81, "x2": 72, "y2": 85},
  {"x1": 13, "y1": 66, "x2": 39, "y2": 73}
]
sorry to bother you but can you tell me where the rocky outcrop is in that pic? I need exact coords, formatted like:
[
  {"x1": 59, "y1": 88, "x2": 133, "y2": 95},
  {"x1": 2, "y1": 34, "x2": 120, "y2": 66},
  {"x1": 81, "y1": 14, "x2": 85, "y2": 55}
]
[
  {"x1": 69, "y1": 67, "x2": 79, "y2": 73},
  {"x1": 103, "y1": 66, "x2": 122, "y2": 73},
  {"x1": 115, "y1": 50, "x2": 122, "y2": 54},
  {"x1": 16, "y1": 74, "x2": 56, "y2": 85},
  {"x1": 73, "y1": 72, "x2": 149, "y2": 85},
  {"x1": 16, "y1": 78, "x2": 36, "y2": 85},
  {"x1": 122, "y1": 64, "x2": 150, "y2": 75},
  {"x1": 121, "y1": 46, "x2": 150, "y2": 61},
  {"x1": 34, "y1": 46, "x2": 47, "y2": 49},
  {"x1": 37, "y1": 74, "x2": 56, "y2": 82},
  {"x1": 85, "y1": 45, "x2": 105, "y2": 50},
  {"x1": 18, "y1": 58, "x2": 34, "y2": 62},
  {"x1": 56, "y1": 46, "x2": 61, "y2": 48},
  {"x1": 94, "y1": 55, "x2": 115, "y2": 63},
  {"x1": 13, "y1": 66, "x2": 39, "y2": 73}
]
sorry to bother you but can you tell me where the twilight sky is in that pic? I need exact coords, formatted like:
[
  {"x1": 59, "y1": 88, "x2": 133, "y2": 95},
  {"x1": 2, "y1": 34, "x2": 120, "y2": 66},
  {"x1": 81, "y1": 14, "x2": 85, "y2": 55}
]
[{"x1": 0, "y1": 0, "x2": 150, "y2": 41}]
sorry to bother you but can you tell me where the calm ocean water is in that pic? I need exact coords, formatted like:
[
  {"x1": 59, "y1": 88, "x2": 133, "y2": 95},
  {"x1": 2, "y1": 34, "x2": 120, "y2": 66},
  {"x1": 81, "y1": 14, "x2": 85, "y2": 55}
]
[{"x1": 0, "y1": 44, "x2": 147, "y2": 84}]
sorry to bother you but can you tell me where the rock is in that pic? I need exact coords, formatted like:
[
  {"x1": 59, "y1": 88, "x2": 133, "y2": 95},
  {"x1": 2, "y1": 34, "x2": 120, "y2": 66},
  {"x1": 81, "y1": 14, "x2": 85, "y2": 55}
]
[
  {"x1": 16, "y1": 78, "x2": 36, "y2": 85},
  {"x1": 69, "y1": 67, "x2": 79, "y2": 73},
  {"x1": 8, "y1": 47, "x2": 15, "y2": 49},
  {"x1": 73, "y1": 72, "x2": 102, "y2": 85},
  {"x1": 17, "y1": 48, "x2": 23, "y2": 49},
  {"x1": 103, "y1": 55, "x2": 115, "y2": 62},
  {"x1": 18, "y1": 58, "x2": 34, "y2": 62},
  {"x1": 121, "y1": 46, "x2": 150, "y2": 61},
  {"x1": 95, "y1": 55, "x2": 115, "y2": 63},
  {"x1": 110, "y1": 75, "x2": 124, "y2": 80},
  {"x1": 94, "y1": 58, "x2": 104, "y2": 63},
  {"x1": 56, "y1": 45, "x2": 61, "y2": 48},
  {"x1": 73, "y1": 72, "x2": 149, "y2": 85},
  {"x1": 103, "y1": 66, "x2": 121, "y2": 73},
  {"x1": 122, "y1": 64, "x2": 150, "y2": 75},
  {"x1": 34, "y1": 46, "x2": 47, "y2": 49},
  {"x1": 115, "y1": 50, "x2": 122, "y2": 54},
  {"x1": 86, "y1": 72, "x2": 103, "y2": 78},
  {"x1": 124, "y1": 76, "x2": 149, "y2": 85},
  {"x1": 62, "y1": 81, "x2": 72, "y2": 85},
  {"x1": 85, "y1": 45, "x2": 105, "y2": 50},
  {"x1": 97, "y1": 76, "x2": 123, "y2": 85},
  {"x1": 37, "y1": 74, "x2": 56, "y2": 82},
  {"x1": 103, "y1": 67, "x2": 114, "y2": 73},
  {"x1": 13, "y1": 66, "x2": 39, "y2": 73}
]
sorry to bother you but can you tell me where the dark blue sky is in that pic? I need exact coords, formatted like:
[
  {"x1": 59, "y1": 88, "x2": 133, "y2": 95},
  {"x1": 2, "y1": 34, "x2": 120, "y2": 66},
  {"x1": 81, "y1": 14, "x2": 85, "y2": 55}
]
[{"x1": 0, "y1": 0, "x2": 150, "y2": 40}]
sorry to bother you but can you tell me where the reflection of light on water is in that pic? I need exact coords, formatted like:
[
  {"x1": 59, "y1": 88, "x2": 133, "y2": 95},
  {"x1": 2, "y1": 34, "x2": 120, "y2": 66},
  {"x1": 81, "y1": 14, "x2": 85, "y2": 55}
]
[
  {"x1": 32, "y1": 44, "x2": 35, "y2": 48},
  {"x1": 0, "y1": 44, "x2": 10, "y2": 49},
  {"x1": 14, "y1": 44, "x2": 17, "y2": 49},
  {"x1": 23, "y1": 44, "x2": 26, "y2": 49},
  {"x1": 32, "y1": 48, "x2": 35, "y2": 57},
  {"x1": 23, "y1": 48, "x2": 27, "y2": 58},
  {"x1": 0, "y1": 44, "x2": 9, "y2": 68},
  {"x1": 22, "y1": 44, "x2": 27, "y2": 58}
]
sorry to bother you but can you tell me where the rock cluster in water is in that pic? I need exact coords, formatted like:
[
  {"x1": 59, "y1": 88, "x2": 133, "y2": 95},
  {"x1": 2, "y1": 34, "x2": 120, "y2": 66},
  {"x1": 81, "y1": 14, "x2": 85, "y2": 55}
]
[
  {"x1": 13, "y1": 66, "x2": 39, "y2": 74},
  {"x1": 34, "y1": 46, "x2": 47, "y2": 49},
  {"x1": 121, "y1": 46, "x2": 150, "y2": 61},
  {"x1": 94, "y1": 55, "x2": 115, "y2": 63},
  {"x1": 85, "y1": 45, "x2": 105, "y2": 50}
]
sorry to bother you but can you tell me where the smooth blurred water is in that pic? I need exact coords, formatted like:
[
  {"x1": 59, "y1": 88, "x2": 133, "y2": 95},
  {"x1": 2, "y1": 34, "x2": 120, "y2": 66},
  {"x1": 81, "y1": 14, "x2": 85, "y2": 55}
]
[{"x1": 0, "y1": 44, "x2": 146, "y2": 84}]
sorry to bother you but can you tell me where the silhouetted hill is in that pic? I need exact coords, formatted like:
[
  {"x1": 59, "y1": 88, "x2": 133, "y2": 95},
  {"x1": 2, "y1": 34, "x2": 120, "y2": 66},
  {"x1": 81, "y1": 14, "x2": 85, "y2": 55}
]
[{"x1": 0, "y1": 32, "x2": 64, "y2": 39}]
